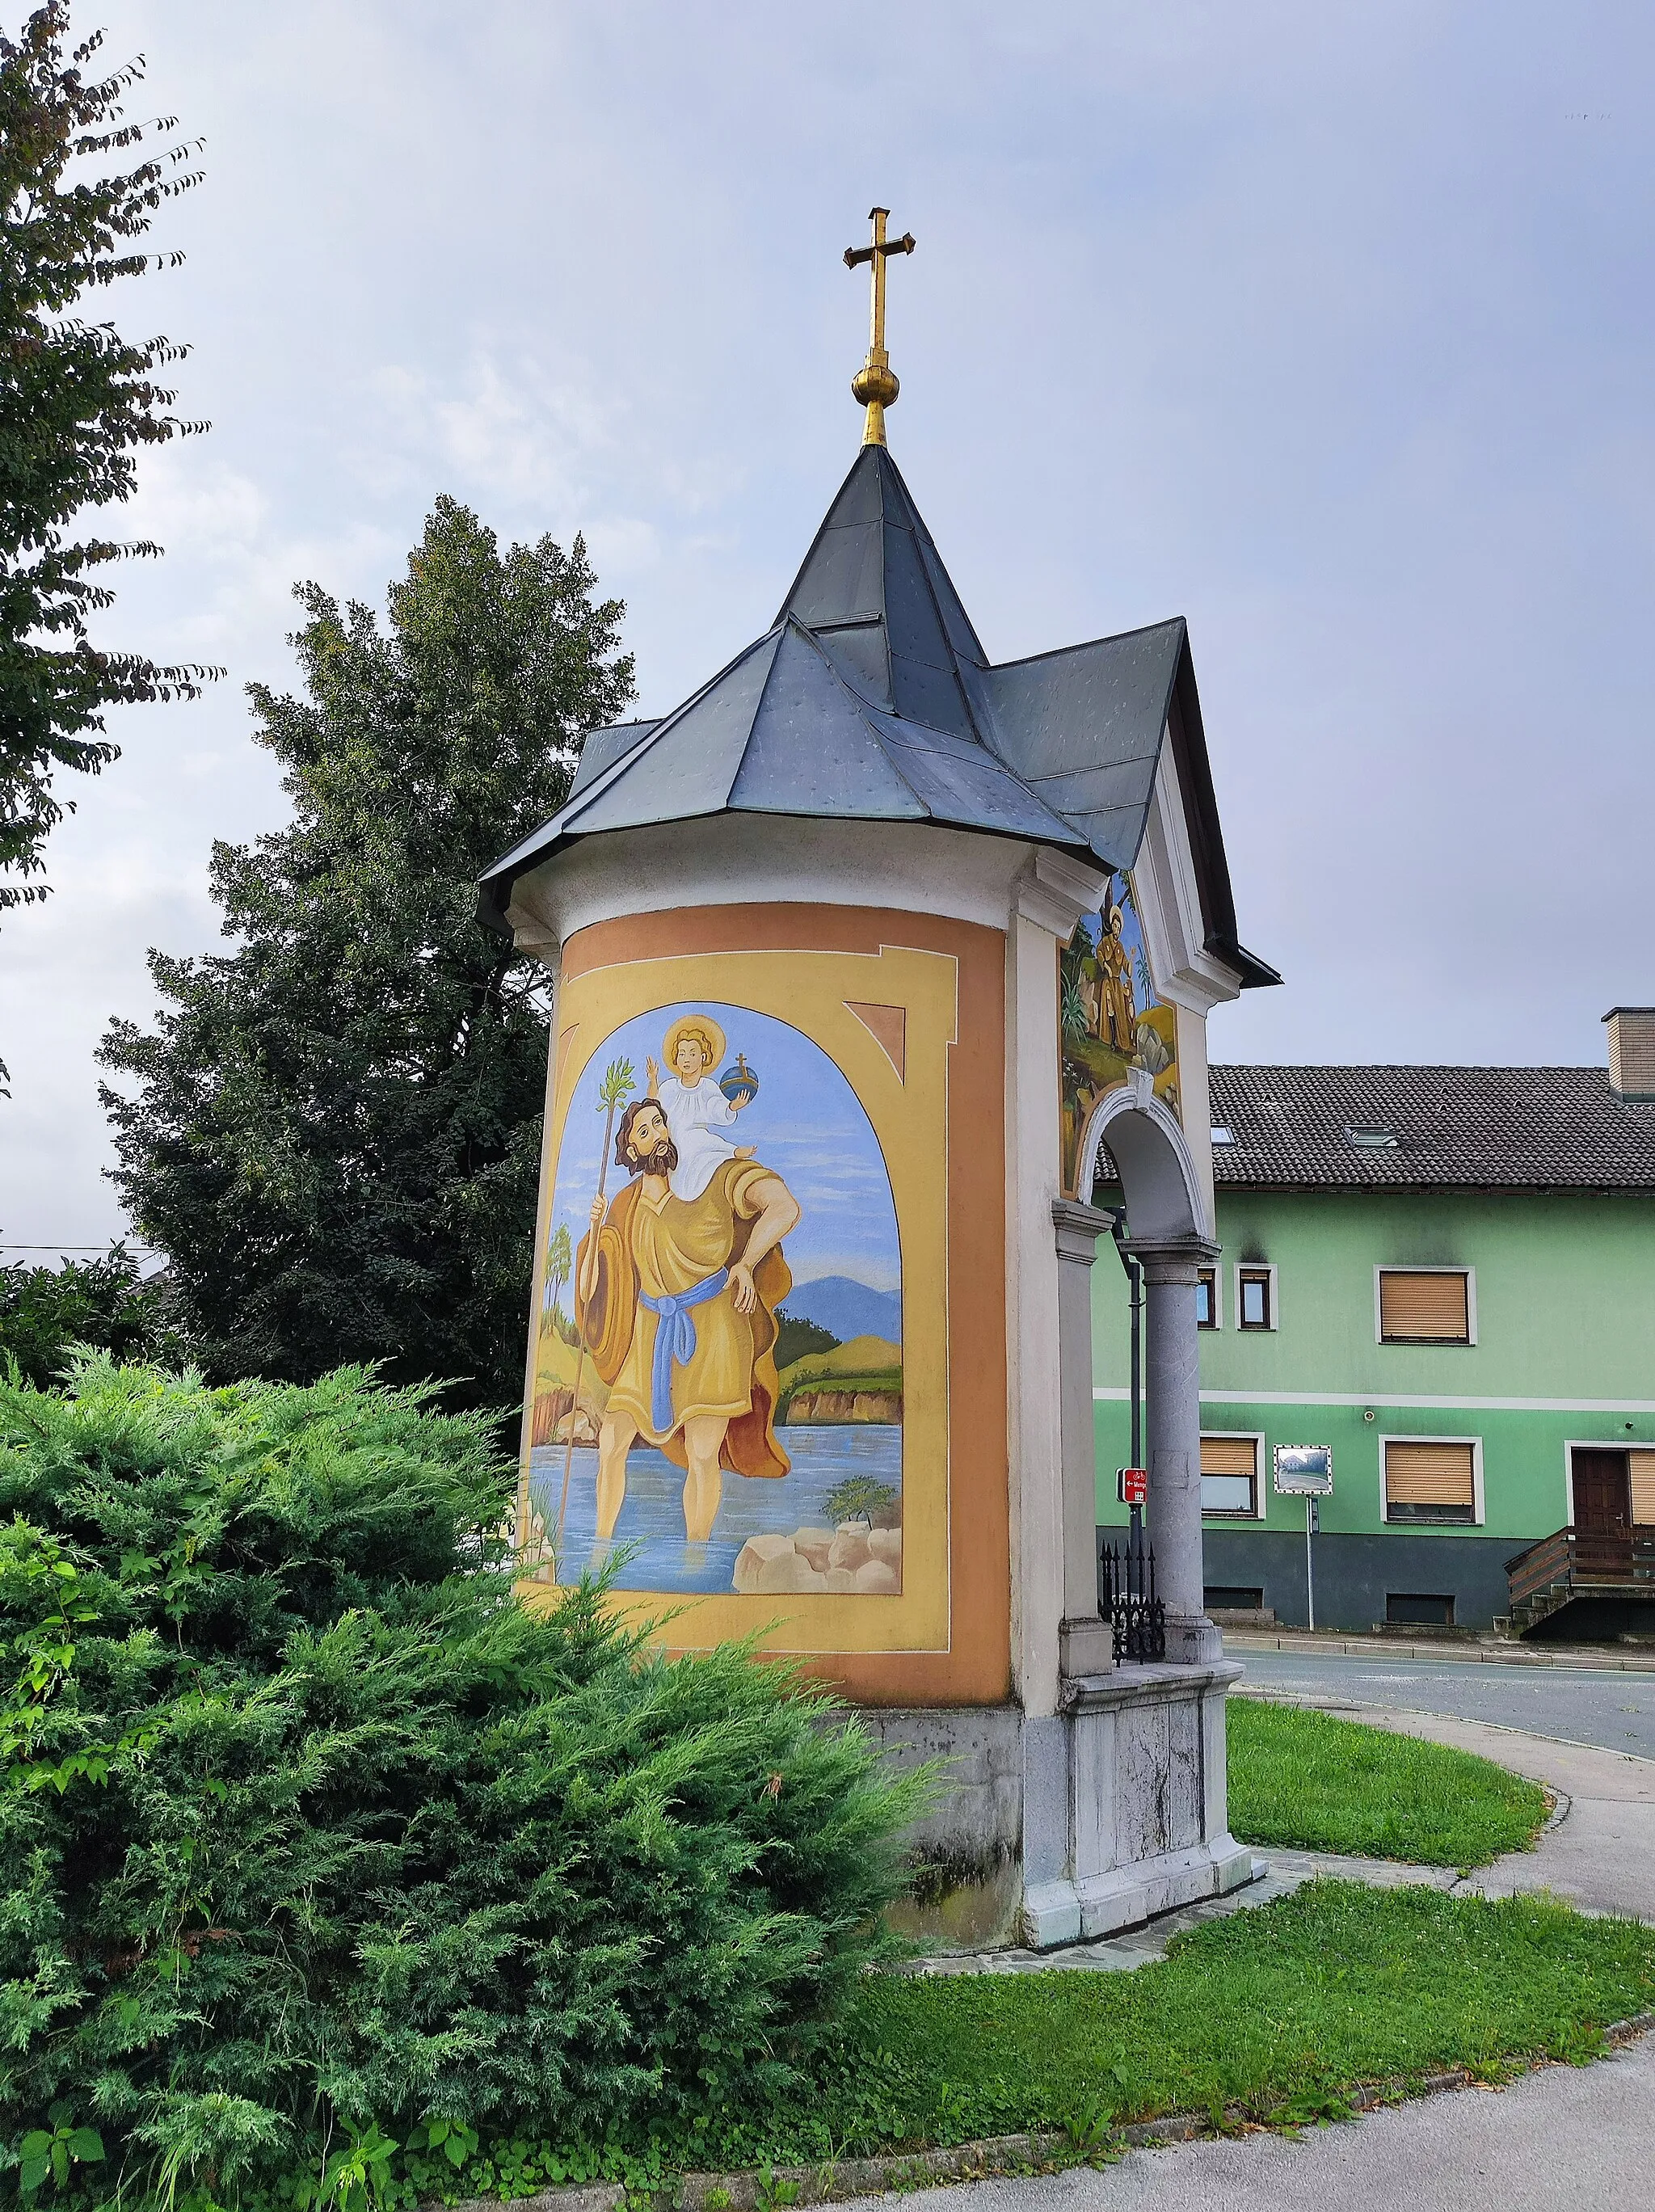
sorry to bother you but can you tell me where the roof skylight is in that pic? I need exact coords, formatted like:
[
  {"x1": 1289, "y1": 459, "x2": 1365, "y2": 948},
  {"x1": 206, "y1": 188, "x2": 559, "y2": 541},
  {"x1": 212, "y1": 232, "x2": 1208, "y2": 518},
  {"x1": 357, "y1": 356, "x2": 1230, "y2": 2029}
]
[{"x1": 1343, "y1": 1123, "x2": 1398, "y2": 1149}]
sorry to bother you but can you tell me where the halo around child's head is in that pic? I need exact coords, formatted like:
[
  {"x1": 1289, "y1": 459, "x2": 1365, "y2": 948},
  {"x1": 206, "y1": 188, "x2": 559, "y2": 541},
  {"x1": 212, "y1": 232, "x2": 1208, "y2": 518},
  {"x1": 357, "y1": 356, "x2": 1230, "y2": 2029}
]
[{"x1": 663, "y1": 1013, "x2": 726, "y2": 1075}]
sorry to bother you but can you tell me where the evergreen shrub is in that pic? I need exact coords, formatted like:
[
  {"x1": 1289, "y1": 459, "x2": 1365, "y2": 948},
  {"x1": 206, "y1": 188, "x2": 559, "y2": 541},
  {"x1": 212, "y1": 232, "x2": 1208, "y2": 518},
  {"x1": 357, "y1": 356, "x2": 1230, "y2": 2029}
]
[{"x1": 0, "y1": 1359, "x2": 923, "y2": 2202}]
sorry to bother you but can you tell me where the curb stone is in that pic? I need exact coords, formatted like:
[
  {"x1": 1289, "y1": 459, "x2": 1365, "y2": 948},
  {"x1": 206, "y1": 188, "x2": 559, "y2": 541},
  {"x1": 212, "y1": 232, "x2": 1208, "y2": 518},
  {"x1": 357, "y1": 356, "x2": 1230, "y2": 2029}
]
[
  {"x1": 673, "y1": 2137, "x2": 1071, "y2": 2210},
  {"x1": 433, "y1": 2010, "x2": 1655, "y2": 2212},
  {"x1": 667, "y1": 2009, "x2": 1655, "y2": 2207},
  {"x1": 420, "y1": 2188, "x2": 625, "y2": 2212}
]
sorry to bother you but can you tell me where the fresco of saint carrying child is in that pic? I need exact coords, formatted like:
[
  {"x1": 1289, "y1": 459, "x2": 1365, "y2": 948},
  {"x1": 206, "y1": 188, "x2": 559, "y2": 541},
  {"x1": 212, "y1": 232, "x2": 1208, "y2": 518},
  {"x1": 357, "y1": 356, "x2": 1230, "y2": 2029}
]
[{"x1": 528, "y1": 1001, "x2": 903, "y2": 1599}]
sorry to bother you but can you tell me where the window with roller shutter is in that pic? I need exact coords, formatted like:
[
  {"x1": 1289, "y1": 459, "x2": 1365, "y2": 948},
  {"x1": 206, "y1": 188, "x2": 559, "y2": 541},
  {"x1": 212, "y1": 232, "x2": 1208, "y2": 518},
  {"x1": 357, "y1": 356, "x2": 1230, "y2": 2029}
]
[
  {"x1": 1384, "y1": 1438, "x2": 1479, "y2": 1523},
  {"x1": 1201, "y1": 1433, "x2": 1260, "y2": 1517},
  {"x1": 1379, "y1": 1268, "x2": 1472, "y2": 1344},
  {"x1": 1631, "y1": 1451, "x2": 1655, "y2": 1527}
]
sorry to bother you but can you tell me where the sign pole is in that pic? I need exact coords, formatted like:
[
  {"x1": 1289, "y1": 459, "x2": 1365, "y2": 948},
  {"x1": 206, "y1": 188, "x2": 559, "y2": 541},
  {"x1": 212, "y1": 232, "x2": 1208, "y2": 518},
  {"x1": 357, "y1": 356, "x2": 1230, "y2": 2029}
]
[
  {"x1": 1274, "y1": 1446, "x2": 1333, "y2": 1634},
  {"x1": 1106, "y1": 1210, "x2": 1144, "y2": 1603}
]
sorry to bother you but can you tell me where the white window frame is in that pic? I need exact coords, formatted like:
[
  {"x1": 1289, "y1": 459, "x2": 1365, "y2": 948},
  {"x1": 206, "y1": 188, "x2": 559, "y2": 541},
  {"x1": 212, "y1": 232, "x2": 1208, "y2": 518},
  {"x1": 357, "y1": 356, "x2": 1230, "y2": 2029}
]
[
  {"x1": 1196, "y1": 1264, "x2": 1223, "y2": 1332},
  {"x1": 1378, "y1": 1432, "x2": 1485, "y2": 1527},
  {"x1": 1373, "y1": 1264, "x2": 1478, "y2": 1346},
  {"x1": 1200, "y1": 1430, "x2": 1267, "y2": 1520},
  {"x1": 1233, "y1": 1262, "x2": 1278, "y2": 1334}
]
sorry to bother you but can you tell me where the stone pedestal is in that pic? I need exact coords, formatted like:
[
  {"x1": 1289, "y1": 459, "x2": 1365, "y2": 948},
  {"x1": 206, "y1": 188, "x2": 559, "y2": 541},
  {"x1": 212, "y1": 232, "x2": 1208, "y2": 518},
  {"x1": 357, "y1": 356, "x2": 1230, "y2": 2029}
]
[
  {"x1": 1025, "y1": 1661, "x2": 1253, "y2": 1944},
  {"x1": 863, "y1": 1664, "x2": 1254, "y2": 1952}
]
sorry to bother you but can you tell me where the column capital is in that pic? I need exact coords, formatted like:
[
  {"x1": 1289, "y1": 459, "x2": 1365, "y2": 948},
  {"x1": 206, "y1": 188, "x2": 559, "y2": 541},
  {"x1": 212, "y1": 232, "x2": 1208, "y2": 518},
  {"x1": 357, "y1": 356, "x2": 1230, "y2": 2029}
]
[
  {"x1": 1051, "y1": 1198, "x2": 1116, "y2": 1265},
  {"x1": 1126, "y1": 1233, "x2": 1220, "y2": 1285}
]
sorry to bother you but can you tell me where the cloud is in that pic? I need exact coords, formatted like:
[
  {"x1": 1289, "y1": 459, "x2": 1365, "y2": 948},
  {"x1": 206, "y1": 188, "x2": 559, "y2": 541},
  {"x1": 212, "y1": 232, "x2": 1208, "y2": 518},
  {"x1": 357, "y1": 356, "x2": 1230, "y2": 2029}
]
[
  {"x1": 11, "y1": 0, "x2": 1655, "y2": 1253},
  {"x1": 360, "y1": 350, "x2": 663, "y2": 571}
]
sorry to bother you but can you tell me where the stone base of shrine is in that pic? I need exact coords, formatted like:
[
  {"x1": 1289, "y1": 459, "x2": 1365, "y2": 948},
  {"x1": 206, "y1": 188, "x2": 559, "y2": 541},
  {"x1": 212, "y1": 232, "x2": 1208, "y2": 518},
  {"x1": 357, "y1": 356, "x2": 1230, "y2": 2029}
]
[{"x1": 862, "y1": 1658, "x2": 1251, "y2": 1953}]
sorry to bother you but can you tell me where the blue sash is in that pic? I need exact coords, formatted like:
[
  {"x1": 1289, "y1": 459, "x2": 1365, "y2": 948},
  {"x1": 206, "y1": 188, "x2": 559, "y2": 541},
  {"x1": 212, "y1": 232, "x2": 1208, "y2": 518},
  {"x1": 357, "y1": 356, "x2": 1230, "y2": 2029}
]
[{"x1": 639, "y1": 1268, "x2": 730, "y2": 1435}]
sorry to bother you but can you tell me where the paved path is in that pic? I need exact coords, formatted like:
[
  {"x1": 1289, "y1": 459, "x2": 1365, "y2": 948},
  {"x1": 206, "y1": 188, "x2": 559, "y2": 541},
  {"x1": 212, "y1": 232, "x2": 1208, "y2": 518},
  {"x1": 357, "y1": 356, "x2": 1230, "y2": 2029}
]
[
  {"x1": 834, "y1": 2034, "x2": 1655, "y2": 2212},
  {"x1": 1228, "y1": 1641, "x2": 1655, "y2": 1755}
]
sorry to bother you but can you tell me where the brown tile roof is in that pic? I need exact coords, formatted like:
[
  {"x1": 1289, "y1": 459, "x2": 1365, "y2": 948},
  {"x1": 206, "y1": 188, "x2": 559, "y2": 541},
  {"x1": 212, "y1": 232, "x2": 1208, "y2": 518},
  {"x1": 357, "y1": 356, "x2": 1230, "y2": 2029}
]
[{"x1": 1207, "y1": 1064, "x2": 1655, "y2": 1191}]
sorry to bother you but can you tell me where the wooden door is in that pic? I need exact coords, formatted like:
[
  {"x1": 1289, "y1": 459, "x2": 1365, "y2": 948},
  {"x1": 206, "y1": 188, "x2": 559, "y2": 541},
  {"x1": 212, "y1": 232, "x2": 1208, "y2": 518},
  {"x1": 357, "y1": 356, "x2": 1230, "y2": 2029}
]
[{"x1": 1573, "y1": 1448, "x2": 1633, "y2": 1575}]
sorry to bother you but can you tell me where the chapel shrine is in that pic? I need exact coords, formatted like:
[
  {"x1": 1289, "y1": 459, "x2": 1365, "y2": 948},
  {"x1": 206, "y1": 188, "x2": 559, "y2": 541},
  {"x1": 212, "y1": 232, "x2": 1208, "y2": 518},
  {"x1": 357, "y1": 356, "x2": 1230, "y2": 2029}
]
[{"x1": 480, "y1": 211, "x2": 1279, "y2": 1947}]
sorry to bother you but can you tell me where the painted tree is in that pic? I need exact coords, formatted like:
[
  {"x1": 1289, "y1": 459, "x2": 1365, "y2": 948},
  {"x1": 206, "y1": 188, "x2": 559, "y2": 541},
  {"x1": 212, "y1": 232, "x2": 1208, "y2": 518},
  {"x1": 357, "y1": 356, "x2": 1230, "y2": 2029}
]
[
  {"x1": 542, "y1": 1222, "x2": 572, "y2": 1333},
  {"x1": 98, "y1": 498, "x2": 634, "y2": 1411},
  {"x1": 556, "y1": 1055, "x2": 634, "y2": 1542},
  {"x1": 0, "y1": 2, "x2": 217, "y2": 926}
]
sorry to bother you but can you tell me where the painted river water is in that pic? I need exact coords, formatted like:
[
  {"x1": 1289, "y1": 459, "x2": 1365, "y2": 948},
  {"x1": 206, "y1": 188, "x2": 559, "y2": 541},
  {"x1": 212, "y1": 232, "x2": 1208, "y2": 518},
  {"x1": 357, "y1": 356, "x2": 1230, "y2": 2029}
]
[{"x1": 530, "y1": 1423, "x2": 902, "y2": 1593}]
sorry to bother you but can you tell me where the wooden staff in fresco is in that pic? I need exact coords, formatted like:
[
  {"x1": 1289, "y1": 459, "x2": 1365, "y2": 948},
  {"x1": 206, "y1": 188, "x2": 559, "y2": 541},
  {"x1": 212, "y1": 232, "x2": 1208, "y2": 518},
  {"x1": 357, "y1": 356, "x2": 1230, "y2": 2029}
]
[{"x1": 554, "y1": 1055, "x2": 635, "y2": 1549}]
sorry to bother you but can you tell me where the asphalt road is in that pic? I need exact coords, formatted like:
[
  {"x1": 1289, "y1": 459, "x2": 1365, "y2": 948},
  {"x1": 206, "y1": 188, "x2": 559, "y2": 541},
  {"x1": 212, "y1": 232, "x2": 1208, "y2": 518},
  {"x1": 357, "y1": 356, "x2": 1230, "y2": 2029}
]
[{"x1": 1228, "y1": 1645, "x2": 1655, "y2": 1758}]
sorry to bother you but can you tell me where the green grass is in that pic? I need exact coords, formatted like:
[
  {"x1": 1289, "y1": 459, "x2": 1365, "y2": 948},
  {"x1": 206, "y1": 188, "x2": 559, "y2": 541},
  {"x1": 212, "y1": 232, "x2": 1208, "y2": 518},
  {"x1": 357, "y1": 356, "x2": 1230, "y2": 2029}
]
[
  {"x1": 204, "y1": 1884, "x2": 1655, "y2": 2202},
  {"x1": 1228, "y1": 1696, "x2": 1550, "y2": 1867},
  {"x1": 676, "y1": 1882, "x2": 1655, "y2": 2171}
]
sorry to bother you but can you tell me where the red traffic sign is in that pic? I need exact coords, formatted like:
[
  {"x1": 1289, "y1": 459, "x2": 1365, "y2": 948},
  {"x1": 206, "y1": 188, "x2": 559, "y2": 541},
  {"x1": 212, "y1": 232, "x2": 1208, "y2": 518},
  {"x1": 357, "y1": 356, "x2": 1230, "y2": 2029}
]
[{"x1": 1117, "y1": 1466, "x2": 1148, "y2": 1506}]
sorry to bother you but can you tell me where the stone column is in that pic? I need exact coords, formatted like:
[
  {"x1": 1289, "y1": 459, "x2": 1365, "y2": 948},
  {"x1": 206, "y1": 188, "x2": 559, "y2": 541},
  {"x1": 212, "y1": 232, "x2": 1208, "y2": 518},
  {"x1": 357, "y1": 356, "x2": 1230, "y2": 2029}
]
[
  {"x1": 1052, "y1": 1201, "x2": 1114, "y2": 1676},
  {"x1": 1135, "y1": 1237, "x2": 1223, "y2": 1664}
]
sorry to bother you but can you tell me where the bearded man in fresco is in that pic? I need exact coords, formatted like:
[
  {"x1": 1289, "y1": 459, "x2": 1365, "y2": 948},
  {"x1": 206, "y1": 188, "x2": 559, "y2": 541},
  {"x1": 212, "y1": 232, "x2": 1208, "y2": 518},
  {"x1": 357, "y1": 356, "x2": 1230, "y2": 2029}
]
[
  {"x1": 1098, "y1": 903, "x2": 1138, "y2": 1055},
  {"x1": 575, "y1": 1096, "x2": 800, "y2": 1544}
]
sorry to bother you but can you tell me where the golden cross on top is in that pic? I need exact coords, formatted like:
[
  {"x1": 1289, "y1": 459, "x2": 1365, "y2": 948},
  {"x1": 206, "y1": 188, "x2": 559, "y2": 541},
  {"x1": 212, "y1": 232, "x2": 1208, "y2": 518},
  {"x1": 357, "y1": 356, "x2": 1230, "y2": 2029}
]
[{"x1": 844, "y1": 206, "x2": 916, "y2": 447}]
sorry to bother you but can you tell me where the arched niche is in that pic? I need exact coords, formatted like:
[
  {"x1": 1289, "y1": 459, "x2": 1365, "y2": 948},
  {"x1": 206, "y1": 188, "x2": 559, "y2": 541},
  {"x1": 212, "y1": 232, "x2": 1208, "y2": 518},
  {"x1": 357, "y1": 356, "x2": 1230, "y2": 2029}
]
[{"x1": 1075, "y1": 1071, "x2": 1211, "y2": 1246}]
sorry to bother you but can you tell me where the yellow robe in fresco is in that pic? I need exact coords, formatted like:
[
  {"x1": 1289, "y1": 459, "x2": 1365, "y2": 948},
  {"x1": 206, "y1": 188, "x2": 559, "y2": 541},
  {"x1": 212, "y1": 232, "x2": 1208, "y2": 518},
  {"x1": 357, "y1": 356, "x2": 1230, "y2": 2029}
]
[{"x1": 575, "y1": 1158, "x2": 792, "y2": 1480}]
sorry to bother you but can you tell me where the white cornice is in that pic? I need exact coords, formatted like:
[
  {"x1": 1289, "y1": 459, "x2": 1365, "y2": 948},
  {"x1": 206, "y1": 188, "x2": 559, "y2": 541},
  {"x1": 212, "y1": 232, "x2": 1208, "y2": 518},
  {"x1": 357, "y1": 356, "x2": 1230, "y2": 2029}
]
[
  {"x1": 1013, "y1": 846, "x2": 1111, "y2": 942},
  {"x1": 1132, "y1": 735, "x2": 1244, "y2": 1013},
  {"x1": 503, "y1": 813, "x2": 1049, "y2": 956}
]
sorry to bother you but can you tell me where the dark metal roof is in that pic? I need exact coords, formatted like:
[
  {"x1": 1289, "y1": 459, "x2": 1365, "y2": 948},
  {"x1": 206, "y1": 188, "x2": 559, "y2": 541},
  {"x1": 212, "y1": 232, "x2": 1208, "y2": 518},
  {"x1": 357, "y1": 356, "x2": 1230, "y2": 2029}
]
[
  {"x1": 480, "y1": 445, "x2": 1278, "y2": 988},
  {"x1": 1209, "y1": 1064, "x2": 1655, "y2": 1191},
  {"x1": 566, "y1": 718, "x2": 660, "y2": 799}
]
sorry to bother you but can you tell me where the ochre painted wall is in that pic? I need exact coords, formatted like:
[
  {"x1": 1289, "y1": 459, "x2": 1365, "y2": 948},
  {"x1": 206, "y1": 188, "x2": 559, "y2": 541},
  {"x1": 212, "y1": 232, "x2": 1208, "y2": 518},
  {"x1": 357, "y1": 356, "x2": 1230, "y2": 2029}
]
[{"x1": 523, "y1": 903, "x2": 1012, "y2": 1709}]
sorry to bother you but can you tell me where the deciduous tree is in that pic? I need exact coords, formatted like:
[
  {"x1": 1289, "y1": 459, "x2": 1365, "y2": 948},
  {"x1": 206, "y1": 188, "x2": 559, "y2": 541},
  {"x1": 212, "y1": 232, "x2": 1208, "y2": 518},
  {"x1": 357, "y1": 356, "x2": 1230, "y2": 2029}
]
[
  {"x1": 0, "y1": 1241, "x2": 185, "y2": 1386},
  {"x1": 99, "y1": 497, "x2": 634, "y2": 1410},
  {"x1": 0, "y1": 2, "x2": 215, "y2": 929}
]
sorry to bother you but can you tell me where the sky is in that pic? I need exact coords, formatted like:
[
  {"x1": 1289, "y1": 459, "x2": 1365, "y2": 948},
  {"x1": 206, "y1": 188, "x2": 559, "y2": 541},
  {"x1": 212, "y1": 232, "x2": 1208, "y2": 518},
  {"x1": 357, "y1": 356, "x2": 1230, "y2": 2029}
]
[
  {"x1": 2, "y1": 0, "x2": 1652, "y2": 1253},
  {"x1": 548, "y1": 1002, "x2": 901, "y2": 1295}
]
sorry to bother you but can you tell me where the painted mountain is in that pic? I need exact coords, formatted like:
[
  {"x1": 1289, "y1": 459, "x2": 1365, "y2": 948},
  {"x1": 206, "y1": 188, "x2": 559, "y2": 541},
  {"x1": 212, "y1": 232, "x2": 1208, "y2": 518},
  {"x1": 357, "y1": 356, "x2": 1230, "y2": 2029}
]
[{"x1": 782, "y1": 1275, "x2": 901, "y2": 1346}]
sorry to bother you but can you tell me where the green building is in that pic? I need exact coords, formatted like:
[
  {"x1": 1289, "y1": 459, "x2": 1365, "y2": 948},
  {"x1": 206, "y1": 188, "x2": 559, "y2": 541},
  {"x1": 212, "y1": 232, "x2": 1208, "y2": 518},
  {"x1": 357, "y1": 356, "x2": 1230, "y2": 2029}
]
[{"x1": 1092, "y1": 1010, "x2": 1655, "y2": 1635}]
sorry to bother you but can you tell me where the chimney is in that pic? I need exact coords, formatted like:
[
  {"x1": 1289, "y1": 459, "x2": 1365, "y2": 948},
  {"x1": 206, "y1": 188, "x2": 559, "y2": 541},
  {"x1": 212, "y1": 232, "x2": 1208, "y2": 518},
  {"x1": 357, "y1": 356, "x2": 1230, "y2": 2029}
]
[{"x1": 1603, "y1": 1008, "x2": 1655, "y2": 1101}]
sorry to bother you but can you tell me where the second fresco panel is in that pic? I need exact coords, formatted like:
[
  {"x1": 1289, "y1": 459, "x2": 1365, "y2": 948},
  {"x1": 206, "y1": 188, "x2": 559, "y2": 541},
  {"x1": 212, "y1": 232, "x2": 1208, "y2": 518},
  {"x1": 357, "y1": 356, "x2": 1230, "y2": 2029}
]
[{"x1": 1059, "y1": 869, "x2": 1181, "y2": 1196}]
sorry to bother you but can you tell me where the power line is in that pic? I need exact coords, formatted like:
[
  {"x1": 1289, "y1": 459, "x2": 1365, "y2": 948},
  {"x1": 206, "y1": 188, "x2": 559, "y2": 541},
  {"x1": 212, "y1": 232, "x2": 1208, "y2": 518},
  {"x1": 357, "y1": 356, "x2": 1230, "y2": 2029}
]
[{"x1": 1, "y1": 1244, "x2": 163, "y2": 1253}]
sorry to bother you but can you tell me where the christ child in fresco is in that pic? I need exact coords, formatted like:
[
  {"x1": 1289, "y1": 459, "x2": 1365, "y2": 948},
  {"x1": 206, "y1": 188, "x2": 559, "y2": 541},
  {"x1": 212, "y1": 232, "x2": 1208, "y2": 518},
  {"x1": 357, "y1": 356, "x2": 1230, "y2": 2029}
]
[
  {"x1": 575, "y1": 1096, "x2": 798, "y2": 1544},
  {"x1": 646, "y1": 1013, "x2": 755, "y2": 1203}
]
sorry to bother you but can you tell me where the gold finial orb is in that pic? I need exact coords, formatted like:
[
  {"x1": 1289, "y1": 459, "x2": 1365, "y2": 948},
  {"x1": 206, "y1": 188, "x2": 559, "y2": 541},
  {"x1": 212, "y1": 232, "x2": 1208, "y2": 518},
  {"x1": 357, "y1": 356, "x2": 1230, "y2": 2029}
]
[
  {"x1": 844, "y1": 206, "x2": 915, "y2": 448},
  {"x1": 851, "y1": 360, "x2": 899, "y2": 408}
]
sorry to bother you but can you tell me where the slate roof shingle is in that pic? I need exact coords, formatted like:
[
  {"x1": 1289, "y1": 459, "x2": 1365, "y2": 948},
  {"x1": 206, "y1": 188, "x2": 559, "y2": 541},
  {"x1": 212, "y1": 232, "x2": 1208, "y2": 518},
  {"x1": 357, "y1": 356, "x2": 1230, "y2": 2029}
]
[
  {"x1": 1207, "y1": 1064, "x2": 1655, "y2": 1191},
  {"x1": 479, "y1": 445, "x2": 1277, "y2": 988}
]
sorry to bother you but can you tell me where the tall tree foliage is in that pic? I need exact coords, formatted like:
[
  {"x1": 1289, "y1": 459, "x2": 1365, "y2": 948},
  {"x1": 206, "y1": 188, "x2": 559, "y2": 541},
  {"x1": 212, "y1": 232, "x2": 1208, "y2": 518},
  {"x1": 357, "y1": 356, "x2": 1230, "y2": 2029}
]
[
  {"x1": 0, "y1": 1241, "x2": 186, "y2": 1386},
  {"x1": 0, "y1": 2, "x2": 214, "y2": 917},
  {"x1": 99, "y1": 499, "x2": 634, "y2": 1409}
]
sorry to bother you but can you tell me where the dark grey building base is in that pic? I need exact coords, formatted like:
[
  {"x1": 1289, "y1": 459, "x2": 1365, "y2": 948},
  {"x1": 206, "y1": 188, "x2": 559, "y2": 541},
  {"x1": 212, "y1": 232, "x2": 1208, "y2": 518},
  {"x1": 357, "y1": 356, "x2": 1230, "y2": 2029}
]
[
  {"x1": 1527, "y1": 1593, "x2": 1655, "y2": 1641},
  {"x1": 1196, "y1": 1528, "x2": 1518, "y2": 1633},
  {"x1": 857, "y1": 1705, "x2": 1025, "y2": 1949}
]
